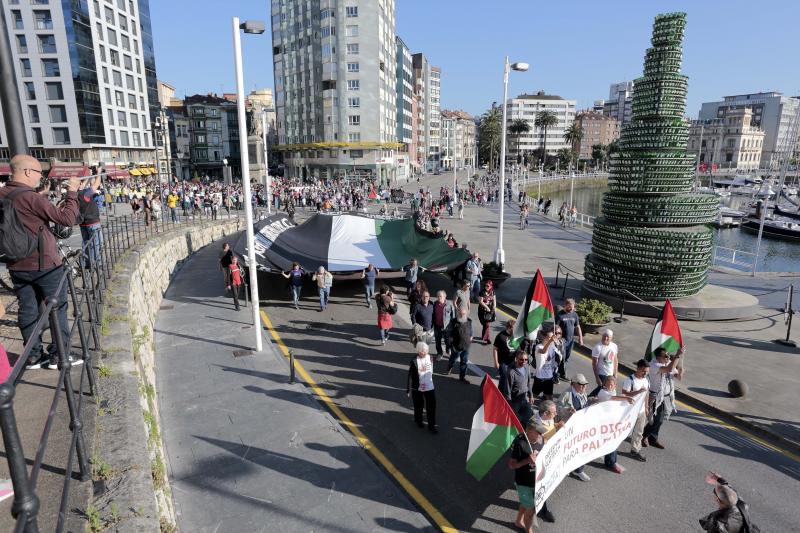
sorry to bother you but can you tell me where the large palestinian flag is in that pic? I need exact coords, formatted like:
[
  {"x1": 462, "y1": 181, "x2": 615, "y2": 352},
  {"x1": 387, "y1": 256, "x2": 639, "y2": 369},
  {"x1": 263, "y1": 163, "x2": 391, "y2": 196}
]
[
  {"x1": 645, "y1": 299, "x2": 683, "y2": 360},
  {"x1": 466, "y1": 376, "x2": 524, "y2": 481},
  {"x1": 509, "y1": 269, "x2": 555, "y2": 349},
  {"x1": 235, "y1": 213, "x2": 470, "y2": 273}
]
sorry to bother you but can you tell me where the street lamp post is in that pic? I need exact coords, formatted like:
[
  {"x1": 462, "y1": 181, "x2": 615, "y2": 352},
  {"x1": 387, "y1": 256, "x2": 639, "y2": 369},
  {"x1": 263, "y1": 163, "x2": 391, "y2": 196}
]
[
  {"x1": 261, "y1": 111, "x2": 271, "y2": 214},
  {"x1": 494, "y1": 57, "x2": 529, "y2": 269},
  {"x1": 233, "y1": 17, "x2": 266, "y2": 352}
]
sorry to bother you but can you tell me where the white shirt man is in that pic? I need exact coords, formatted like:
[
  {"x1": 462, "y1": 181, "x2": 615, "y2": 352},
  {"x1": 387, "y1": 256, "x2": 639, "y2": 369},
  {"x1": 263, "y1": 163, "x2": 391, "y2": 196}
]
[{"x1": 591, "y1": 329, "x2": 618, "y2": 394}]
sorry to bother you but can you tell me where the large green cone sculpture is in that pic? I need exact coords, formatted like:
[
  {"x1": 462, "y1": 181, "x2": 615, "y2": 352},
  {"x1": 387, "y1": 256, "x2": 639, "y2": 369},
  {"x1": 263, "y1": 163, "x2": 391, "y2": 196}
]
[{"x1": 584, "y1": 12, "x2": 718, "y2": 300}]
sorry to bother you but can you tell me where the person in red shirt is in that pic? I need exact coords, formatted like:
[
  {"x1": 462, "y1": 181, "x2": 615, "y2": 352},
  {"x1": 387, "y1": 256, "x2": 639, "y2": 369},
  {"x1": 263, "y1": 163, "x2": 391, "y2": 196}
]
[{"x1": 228, "y1": 255, "x2": 243, "y2": 311}]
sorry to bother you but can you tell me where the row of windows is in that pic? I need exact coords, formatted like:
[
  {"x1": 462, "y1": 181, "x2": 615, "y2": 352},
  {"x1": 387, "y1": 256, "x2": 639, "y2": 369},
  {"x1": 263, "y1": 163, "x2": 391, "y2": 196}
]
[
  {"x1": 106, "y1": 109, "x2": 145, "y2": 129},
  {"x1": 93, "y1": 0, "x2": 138, "y2": 31},
  {"x1": 108, "y1": 129, "x2": 144, "y2": 147},
  {"x1": 30, "y1": 126, "x2": 70, "y2": 146},
  {"x1": 27, "y1": 104, "x2": 66, "y2": 123},
  {"x1": 103, "y1": 87, "x2": 146, "y2": 115},
  {"x1": 102, "y1": 68, "x2": 143, "y2": 92},
  {"x1": 23, "y1": 80, "x2": 63, "y2": 100},
  {"x1": 15, "y1": 33, "x2": 56, "y2": 54},
  {"x1": 10, "y1": 10, "x2": 52, "y2": 31},
  {"x1": 18, "y1": 57, "x2": 60, "y2": 77}
]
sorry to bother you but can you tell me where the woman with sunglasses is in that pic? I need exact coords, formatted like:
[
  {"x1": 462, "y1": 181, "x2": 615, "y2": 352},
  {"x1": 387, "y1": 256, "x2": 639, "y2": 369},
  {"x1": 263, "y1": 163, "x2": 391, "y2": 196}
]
[{"x1": 532, "y1": 328, "x2": 564, "y2": 402}]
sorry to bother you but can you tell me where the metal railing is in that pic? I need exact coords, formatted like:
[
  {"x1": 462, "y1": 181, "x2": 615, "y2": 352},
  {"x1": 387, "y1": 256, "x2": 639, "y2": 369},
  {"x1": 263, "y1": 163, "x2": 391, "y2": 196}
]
[
  {"x1": 512, "y1": 170, "x2": 609, "y2": 189},
  {"x1": 711, "y1": 245, "x2": 757, "y2": 271},
  {"x1": 0, "y1": 203, "x2": 243, "y2": 532}
]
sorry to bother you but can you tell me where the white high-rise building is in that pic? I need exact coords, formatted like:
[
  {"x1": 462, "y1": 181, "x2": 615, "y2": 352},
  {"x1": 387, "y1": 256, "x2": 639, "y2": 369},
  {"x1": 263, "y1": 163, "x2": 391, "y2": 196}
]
[
  {"x1": 272, "y1": 0, "x2": 399, "y2": 183},
  {"x1": 505, "y1": 91, "x2": 576, "y2": 161},
  {"x1": 603, "y1": 81, "x2": 634, "y2": 125},
  {"x1": 0, "y1": 0, "x2": 160, "y2": 176}
]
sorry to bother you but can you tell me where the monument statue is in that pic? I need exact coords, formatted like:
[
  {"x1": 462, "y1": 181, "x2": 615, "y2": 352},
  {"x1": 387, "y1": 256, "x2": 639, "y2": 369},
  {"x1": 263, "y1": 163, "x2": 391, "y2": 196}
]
[
  {"x1": 584, "y1": 12, "x2": 719, "y2": 300},
  {"x1": 249, "y1": 108, "x2": 263, "y2": 138}
]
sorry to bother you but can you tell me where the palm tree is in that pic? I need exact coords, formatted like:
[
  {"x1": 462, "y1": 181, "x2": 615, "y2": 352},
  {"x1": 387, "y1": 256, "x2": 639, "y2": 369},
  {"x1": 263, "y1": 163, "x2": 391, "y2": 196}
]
[
  {"x1": 478, "y1": 106, "x2": 502, "y2": 169},
  {"x1": 508, "y1": 119, "x2": 531, "y2": 165},
  {"x1": 534, "y1": 110, "x2": 558, "y2": 168},
  {"x1": 563, "y1": 123, "x2": 584, "y2": 168}
]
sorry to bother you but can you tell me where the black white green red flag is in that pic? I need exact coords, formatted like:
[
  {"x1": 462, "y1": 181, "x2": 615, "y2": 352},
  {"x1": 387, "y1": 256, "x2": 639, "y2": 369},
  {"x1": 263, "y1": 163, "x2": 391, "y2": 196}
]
[
  {"x1": 509, "y1": 269, "x2": 554, "y2": 349},
  {"x1": 466, "y1": 376, "x2": 524, "y2": 480},
  {"x1": 645, "y1": 299, "x2": 683, "y2": 360}
]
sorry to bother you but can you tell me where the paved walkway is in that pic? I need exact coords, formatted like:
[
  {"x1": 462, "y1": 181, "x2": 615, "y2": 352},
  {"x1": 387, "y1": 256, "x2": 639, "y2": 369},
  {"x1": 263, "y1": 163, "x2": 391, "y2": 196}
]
[
  {"x1": 155, "y1": 242, "x2": 433, "y2": 532},
  {"x1": 397, "y1": 173, "x2": 800, "y2": 448}
]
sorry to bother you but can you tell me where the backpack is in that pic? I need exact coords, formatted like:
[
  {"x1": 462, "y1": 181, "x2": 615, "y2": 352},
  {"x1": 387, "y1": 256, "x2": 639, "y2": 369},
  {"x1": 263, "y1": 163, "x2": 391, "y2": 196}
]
[{"x1": 0, "y1": 189, "x2": 41, "y2": 264}]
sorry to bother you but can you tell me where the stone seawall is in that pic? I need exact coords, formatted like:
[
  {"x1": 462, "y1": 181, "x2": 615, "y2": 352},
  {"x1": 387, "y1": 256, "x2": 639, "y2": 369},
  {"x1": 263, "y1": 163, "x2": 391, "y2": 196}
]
[{"x1": 93, "y1": 218, "x2": 241, "y2": 531}]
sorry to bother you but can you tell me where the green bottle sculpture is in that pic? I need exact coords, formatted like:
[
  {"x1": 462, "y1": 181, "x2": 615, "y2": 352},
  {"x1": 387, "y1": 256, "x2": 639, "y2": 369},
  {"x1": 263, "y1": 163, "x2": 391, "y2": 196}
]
[{"x1": 585, "y1": 12, "x2": 718, "y2": 300}]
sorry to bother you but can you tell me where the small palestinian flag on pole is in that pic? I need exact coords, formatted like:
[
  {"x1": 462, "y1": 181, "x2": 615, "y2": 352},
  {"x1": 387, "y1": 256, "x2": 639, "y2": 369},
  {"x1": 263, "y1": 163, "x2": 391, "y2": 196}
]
[
  {"x1": 645, "y1": 299, "x2": 683, "y2": 361},
  {"x1": 509, "y1": 269, "x2": 554, "y2": 349},
  {"x1": 466, "y1": 376, "x2": 525, "y2": 481}
]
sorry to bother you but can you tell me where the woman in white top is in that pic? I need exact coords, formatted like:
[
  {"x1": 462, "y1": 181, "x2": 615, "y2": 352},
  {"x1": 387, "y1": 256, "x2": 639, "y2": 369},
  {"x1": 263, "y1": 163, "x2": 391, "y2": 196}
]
[{"x1": 406, "y1": 342, "x2": 437, "y2": 433}]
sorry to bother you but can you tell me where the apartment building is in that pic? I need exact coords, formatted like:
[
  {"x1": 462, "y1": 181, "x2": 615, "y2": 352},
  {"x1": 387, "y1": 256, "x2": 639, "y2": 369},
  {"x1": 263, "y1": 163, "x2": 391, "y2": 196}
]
[
  {"x1": 271, "y1": 0, "x2": 399, "y2": 183},
  {"x1": 0, "y1": 0, "x2": 160, "y2": 176},
  {"x1": 505, "y1": 91, "x2": 577, "y2": 160}
]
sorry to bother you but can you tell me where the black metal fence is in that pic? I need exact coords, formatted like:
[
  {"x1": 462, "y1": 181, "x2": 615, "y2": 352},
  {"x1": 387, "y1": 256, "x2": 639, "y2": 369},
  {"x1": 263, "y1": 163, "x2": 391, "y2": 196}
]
[{"x1": 0, "y1": 206, "x2": 243, "y2": 532}]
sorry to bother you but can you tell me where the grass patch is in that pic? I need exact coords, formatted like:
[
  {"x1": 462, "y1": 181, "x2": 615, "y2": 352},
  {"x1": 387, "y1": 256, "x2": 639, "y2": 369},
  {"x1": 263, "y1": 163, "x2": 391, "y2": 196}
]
[
  {"x1": 86, "y1": 504, "x2": 102, "y2": 532},
  {"x1": 91, "y1": 455, "x2": 118, "y2": 481},
  {"x1": 98, "y1": 365, "x2": 113, "y2": 378},
  {"x1": 151, "y1": 454, "x2": 166, "y2": 490}
]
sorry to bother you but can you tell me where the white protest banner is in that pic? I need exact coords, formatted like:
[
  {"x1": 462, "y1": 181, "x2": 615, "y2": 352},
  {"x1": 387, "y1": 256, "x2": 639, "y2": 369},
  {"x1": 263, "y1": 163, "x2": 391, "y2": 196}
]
[{"x1": 534, "y1": 393, "x2": 646, "y2": 512}]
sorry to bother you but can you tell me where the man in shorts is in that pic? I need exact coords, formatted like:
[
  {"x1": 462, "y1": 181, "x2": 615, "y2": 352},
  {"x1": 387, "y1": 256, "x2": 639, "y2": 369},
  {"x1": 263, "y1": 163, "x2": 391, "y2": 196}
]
[{"x1": 508, "y1": 423, "x2": 546, "y2": 533}]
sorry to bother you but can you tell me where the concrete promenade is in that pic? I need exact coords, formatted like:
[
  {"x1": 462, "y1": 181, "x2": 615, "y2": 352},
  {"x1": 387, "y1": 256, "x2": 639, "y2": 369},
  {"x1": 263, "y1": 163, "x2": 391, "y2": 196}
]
[
  {"x1": 148, "y1": 177, "x2": 800, "y2": 532},
  {"x1": 154, "y1": 243, "x2": 434, "y2": 532},
  {"x1": 399, "y1": 172, "x2": 800, "y2": 450}
]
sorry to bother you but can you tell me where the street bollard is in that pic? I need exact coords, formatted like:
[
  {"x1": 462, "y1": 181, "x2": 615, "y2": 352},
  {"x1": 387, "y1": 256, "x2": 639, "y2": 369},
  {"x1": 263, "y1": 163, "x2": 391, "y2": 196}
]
[
  {"x1": 288, "y1": 350, "x2": 296, "y2": 384},
  {"x1": 614, "y1": 295, "x2": 627, "y2": 323},
  {"x1": 776, "y1": 283, "x2": 797, "y2": 347},
  {"x1": 552, "y1": 263, "x2": 561, "y2": 288}
]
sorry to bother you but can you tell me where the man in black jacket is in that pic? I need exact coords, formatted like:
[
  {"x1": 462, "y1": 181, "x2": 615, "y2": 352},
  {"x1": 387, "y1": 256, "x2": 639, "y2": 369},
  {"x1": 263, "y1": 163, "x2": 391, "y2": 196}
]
[{"x1": 447, "y1": 308, "x2": 472, "y2": 382}]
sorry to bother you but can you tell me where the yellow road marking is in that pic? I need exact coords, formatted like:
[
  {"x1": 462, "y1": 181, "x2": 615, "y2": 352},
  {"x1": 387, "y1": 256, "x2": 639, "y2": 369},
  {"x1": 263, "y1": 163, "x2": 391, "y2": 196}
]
[
  {"x1": 494, "y1": 304, "x2": 800, "y2": 463},
  {"x1": 259, "y1": 310, "x2": 458, "y2": 533}
]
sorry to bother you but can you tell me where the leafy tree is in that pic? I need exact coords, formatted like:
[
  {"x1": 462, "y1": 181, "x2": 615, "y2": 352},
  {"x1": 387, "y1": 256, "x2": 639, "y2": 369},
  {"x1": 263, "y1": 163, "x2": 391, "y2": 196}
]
[
  {"x1": 509, "y1": 119, "x2": 531, "y2": 164},
  {"x1": 534, "y1": 111, "x2": 558, "y2": 166},
  {"x1": 563, "y1": 123, "x2": 584, "y2": 167},
  {"x1": 478, "y1": 105, "x2": 502, "y2": 169},
  {"x1": 591, "y1": 144, "x2": 607, "y2": 168}
]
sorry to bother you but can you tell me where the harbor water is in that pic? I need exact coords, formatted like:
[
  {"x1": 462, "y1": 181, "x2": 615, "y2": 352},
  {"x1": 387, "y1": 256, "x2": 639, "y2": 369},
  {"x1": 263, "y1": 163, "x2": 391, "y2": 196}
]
[{"x1": 529, "y1": 186, "x2": 800, "y2": 273}]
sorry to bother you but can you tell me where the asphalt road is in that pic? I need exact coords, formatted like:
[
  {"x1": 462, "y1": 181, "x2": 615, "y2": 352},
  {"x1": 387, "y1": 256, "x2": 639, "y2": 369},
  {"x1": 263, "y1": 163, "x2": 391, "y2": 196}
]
[{"x1": 259, "y1": 273, "x2": 800, "y2": 532}]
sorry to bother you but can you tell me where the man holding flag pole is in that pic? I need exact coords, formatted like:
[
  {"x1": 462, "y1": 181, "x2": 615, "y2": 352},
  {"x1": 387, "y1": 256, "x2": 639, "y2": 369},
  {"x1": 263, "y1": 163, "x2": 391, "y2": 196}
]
[{"x1": 643, "y1": 300, "x2": 685, "y2": 450}]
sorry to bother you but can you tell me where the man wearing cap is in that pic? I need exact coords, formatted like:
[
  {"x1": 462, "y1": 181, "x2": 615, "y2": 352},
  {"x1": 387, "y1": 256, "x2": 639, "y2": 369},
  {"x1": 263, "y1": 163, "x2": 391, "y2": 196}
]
[
  {"x1": 508, "y1": 422, "x2": 545, "y2": 533},
  {"x1": 558, "y1": 373, "x2": 592, "y2": 482},
  {"x1": 700, "y1": 472, "x2": 747, "y2": 533}
]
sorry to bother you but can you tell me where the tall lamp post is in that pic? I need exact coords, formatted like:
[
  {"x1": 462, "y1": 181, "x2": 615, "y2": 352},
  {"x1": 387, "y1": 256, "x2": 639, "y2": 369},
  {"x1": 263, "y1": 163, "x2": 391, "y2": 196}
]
[
  {"x1": 494, "y1": 57, "x2": 529, "y2": 269},
  {"x1": 233, "y1": 17, "x2": 265, "y2": 352},
  {"x1": 261, "y1": 110, "x2": 271, "y2": 214}
]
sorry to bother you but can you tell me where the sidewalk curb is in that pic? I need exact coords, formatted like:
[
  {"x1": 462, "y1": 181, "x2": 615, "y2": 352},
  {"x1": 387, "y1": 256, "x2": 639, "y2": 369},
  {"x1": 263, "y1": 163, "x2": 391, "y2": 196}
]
[{"x1": 495, "y1": 301, "x2": 800, "y2": 459}]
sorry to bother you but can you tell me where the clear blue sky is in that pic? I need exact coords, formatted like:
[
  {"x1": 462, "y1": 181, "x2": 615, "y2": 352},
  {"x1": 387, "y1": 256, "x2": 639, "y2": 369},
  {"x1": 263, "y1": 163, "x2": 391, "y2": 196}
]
[{"x1": 151, "y1": 0, "x2": 799, "y2": 118}]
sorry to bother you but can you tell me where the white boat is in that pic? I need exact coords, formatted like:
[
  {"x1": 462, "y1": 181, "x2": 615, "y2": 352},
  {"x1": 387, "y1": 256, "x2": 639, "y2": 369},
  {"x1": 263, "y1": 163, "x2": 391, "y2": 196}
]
[{"x1": 730, "y1": 185, "x2": 757, "y2": 196}]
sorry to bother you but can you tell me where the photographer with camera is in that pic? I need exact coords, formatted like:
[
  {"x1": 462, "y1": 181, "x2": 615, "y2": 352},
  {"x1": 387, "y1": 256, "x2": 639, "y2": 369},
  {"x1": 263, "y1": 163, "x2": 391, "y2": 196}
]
[
  {"x1": 78, "y1": 174, "x2": 103, "y2": 268},
  {"x1": 0, "y1": 155, "x2": 82, "y2": 370}
]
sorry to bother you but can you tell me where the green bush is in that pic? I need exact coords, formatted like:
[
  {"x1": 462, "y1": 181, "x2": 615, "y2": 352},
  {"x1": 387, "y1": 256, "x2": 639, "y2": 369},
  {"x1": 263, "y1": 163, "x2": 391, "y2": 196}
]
[{"x1": 576, "y1": 298, "x2": 612, "y2": 324}]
